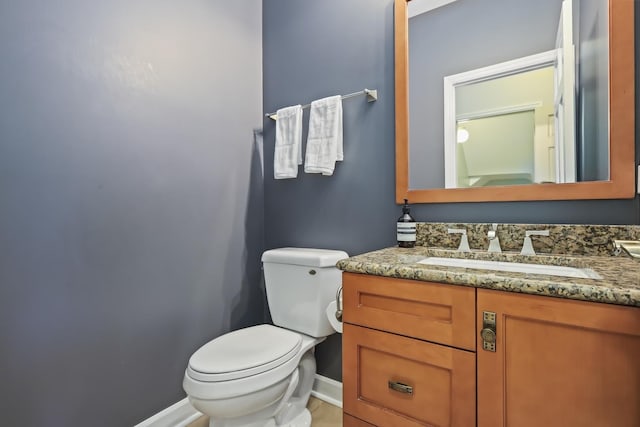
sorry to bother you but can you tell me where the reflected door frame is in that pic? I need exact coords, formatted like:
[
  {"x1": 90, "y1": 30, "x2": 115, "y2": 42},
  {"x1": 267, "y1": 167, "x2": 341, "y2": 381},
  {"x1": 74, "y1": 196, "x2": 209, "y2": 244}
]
[
  {"x1": 443, "y1": 49, "x2": 558, "y2": 188},
  {"x1": 554, "y1": 0, "x2": 577, "y2": 183}
]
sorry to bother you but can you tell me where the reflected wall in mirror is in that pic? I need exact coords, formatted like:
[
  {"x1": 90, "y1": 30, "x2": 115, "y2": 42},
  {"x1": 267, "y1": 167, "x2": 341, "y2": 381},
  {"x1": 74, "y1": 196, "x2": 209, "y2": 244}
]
[{"x1": 395, "y1": 0, "x2": 635, "y2": 203}]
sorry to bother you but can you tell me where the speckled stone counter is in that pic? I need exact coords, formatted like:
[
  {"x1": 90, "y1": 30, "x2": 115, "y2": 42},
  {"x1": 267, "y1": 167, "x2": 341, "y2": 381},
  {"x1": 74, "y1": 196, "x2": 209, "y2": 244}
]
[{"x1": 336, "y1": 247, "x2": 640, "y2": 307}]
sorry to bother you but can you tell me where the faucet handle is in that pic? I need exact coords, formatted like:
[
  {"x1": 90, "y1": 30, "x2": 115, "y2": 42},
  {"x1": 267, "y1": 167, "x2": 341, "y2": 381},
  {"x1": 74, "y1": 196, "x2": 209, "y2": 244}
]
[
  {"x1": 525, "y1": 230, "x2": 550, "y2": 238},
  {"x1": 521, "y1": 229, "x2": 550, "y2": 255},
  {"x1": 448, "y1": 228, "x2": 471, "y2": 252},
  {"x1": 488, "y1": 223, "x2": 498, "y2": 239}
]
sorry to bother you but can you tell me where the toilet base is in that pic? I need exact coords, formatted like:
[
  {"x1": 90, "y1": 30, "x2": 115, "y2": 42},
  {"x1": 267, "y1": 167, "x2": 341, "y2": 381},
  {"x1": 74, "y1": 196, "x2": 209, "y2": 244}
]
[
  {"x1": 284, "y1": 408, "x2": 312, "y2": 427},
  {"x1": 209, "y1": 408, "x2": 311, "y2": 427}
]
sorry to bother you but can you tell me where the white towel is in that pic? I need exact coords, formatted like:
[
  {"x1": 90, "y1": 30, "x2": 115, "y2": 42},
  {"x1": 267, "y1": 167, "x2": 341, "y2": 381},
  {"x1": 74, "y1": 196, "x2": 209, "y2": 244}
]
[
  {"x1": 274, "y1": 105, "x2": 303, "y2": 179},
  {"x1": 304, "y1": 96, "x2": 343, "y2": 176}
]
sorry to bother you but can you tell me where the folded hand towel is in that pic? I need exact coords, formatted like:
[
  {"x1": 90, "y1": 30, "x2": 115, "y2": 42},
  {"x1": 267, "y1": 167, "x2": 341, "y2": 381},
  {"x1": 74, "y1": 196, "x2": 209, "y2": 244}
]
[
  {"x1": 304, "y1": 96, "x2": 343, "y2": 176},
  {"x1": 274, "y1": 105, "x2": 303, "y2": 179}
]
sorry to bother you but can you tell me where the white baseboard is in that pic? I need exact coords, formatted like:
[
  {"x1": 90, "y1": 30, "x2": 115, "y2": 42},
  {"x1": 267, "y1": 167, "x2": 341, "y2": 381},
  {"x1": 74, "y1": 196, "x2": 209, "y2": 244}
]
[
  {"x1": 134, "y1": 397, "x2": 202, "y2": 427},
  {"x1": 310, "y1": 374, "x2": 343, "y2": 409},
  {"x1": 135, "y1": 374, "x2": 343, "y2": 426}
]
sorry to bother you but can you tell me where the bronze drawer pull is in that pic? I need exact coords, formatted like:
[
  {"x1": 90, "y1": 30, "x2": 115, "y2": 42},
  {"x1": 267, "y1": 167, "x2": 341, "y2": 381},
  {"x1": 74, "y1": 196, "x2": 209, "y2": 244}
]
[{"x1": 388, "y1": 381, "x2": 413, "y2": 395}]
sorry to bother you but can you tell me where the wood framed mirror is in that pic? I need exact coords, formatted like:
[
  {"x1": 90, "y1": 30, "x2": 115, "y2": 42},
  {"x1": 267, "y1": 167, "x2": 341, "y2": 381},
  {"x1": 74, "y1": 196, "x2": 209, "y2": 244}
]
[{"x1": 395, "y1": 0, "x2": 635, "y2": 203}]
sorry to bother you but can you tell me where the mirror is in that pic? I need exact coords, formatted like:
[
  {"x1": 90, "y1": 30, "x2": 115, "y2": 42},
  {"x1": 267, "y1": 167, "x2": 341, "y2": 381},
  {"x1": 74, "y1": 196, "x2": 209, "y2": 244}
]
[{"x1": 395, "y1": 0, "x2": 635, "y2": 203}]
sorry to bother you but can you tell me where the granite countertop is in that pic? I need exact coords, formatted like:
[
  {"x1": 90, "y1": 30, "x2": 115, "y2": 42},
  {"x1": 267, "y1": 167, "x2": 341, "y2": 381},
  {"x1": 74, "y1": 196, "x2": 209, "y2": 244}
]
[{"x1": 336, "y1": 247, "x2": 640, "y2": 307}]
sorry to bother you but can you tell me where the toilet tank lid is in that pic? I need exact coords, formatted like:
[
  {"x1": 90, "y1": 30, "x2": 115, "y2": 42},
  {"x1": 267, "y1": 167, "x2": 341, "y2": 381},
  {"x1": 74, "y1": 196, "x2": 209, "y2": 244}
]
[{"x1": 262, "y1": 248, "x2": 349, "y2": 267}]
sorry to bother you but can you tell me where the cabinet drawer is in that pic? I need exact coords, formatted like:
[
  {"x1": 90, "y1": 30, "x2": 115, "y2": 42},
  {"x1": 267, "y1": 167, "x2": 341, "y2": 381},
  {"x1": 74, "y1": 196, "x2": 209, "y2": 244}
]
[
  {"x1": 344, "y1": 413, "x2": 376, "y2": 426},
  {"x1": 343, "y1": 273, "x2": 476, "y2": 351},
  {"x1": 343, "y1": 324, "x2": 476, "y2": 427}
]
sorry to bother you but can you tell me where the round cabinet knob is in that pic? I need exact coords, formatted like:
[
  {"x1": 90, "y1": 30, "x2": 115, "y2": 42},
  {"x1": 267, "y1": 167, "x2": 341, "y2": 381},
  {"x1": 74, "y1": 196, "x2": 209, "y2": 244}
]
[{"x1": 481, "y1": 328, "x2": 496, "y2": 343}]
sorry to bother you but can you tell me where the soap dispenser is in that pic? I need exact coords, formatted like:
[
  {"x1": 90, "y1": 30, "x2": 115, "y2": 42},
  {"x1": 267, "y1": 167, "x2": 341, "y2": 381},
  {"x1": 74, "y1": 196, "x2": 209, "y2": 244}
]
[{"x1": 397, "y1": 199, "x2": 416, "y2": 248}]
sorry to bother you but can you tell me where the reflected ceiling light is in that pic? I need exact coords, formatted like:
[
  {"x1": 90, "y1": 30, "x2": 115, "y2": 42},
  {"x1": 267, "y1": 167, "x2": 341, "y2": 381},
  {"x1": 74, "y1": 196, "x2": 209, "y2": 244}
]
[{"x1": 457, "y1": 127, "x2": 470, "y2": 143}]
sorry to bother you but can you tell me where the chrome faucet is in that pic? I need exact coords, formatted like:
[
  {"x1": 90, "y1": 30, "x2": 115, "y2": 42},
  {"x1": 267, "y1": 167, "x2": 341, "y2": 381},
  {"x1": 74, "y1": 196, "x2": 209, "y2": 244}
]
[
  {"x1": 487, "y1": 223, "x2": 502, "y2": 253},
  {"x1": 520, "y1": 230, "x2": 550, "y2": 256},
  {"x1": 448, "y1": 228, "x2": 471, "y2": 252},
  {"x1": 613, "y1": 240, "x2": 640, "y2": 259}
]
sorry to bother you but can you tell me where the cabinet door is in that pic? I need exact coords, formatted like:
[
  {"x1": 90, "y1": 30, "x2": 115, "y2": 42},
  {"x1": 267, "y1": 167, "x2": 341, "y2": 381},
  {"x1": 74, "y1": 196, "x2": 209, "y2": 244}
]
[
  {"x1": 477, "y1": 289, "x2": 640, "y2": 427},
  {"x1": 343, "y1": 323, "x2": 476, "y2": 427}
]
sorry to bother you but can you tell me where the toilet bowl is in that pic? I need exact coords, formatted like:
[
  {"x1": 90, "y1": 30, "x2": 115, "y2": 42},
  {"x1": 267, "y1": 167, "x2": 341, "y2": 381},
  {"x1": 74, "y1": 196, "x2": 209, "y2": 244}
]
[
  {"x1": 183, "y1": 248, "x2": 348, "y2": 427},
  {"x1": 183, "y1": 325, "x2": 321, "y2": 426}
]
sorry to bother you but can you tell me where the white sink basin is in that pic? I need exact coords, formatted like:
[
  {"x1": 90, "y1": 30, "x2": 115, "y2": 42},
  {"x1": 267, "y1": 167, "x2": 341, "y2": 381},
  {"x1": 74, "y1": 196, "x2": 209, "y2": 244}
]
[{"x1": 418, "y1": 257, "x2": 602, "y2": 280}]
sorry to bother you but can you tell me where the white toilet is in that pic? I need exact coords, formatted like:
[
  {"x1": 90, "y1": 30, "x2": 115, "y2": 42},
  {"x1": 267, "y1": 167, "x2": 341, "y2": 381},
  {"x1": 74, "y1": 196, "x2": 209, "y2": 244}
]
[{"x1": 183, "y1": 247, "x2": 348, "y2": 427}]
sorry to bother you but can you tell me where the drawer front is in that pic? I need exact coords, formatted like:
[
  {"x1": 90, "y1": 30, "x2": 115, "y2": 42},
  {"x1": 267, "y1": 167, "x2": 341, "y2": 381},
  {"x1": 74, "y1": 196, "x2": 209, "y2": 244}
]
[
  {"x1": 343, "y1": 324, "x2": 476, "y2": 427},
  {"x1": 343, "y1": 273, "x2": 476, "y2": 351},
  {"x1": 344, "y1": 413, "x2": 376, "y2": 427}
]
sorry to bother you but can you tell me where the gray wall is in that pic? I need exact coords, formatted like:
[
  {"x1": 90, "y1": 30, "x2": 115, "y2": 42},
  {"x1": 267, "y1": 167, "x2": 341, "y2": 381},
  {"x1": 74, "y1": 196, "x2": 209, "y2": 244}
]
[
  {"x1": 408, "y1": 0, "x2": 562, "y2": 188},
  {"x1": 0, "y1": 1, "x2": 264, "y2": 425},
  {"x1": 263, "y1": 0, "x2": 398, "y2": 380},
  {"x1": 263, "y1": 0, "x2": 640, "y2": 382}
]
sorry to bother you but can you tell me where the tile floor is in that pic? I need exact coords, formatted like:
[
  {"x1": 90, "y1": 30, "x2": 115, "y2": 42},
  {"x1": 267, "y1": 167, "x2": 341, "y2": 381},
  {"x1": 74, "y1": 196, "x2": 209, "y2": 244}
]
[
  {"x1": 306, "y1": 397, "x2": 343, "y2": 427},
  {"x1": 187, "y1": 397, "x2": 342, "y2": 426}
]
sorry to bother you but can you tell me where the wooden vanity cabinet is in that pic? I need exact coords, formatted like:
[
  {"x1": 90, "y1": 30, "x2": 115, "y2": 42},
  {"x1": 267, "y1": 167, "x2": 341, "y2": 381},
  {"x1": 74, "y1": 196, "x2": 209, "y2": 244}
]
[
  {"x1": 342, "y1": 273, "x2": 477, "y2": 427},
  {"x1": 342, "y1": 273, "x2": 640, "y2": 427},
  {"x1": 477, "y1": 289, "x2": 640, "y2": 427}
]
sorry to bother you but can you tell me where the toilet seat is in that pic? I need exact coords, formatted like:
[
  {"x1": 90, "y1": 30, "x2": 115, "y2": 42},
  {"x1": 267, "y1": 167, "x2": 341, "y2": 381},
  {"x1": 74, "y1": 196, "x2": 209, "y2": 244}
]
[
  {"x1": 183, "y1": 328, "x2": 321, "y2": 401},
  {"x1": 187, "y1": 324, "x2": 302, "y2": 382}
]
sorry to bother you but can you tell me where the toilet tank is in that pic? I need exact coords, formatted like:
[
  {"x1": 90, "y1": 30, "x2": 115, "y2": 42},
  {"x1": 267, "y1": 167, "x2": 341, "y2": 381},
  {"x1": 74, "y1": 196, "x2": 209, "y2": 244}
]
[{"x1": 261, "y1": 248, "x2": 348, "y2": 338}]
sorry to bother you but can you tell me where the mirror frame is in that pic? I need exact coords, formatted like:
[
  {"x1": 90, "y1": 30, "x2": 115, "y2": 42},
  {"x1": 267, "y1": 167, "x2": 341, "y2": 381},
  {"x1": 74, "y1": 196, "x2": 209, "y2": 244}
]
[{"x1": 395, "y1": 0, "x2": 635, "y2": 203}]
